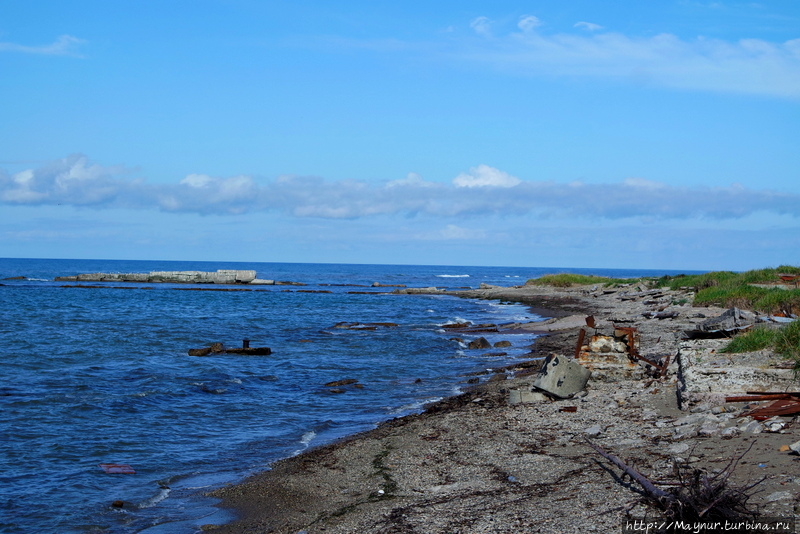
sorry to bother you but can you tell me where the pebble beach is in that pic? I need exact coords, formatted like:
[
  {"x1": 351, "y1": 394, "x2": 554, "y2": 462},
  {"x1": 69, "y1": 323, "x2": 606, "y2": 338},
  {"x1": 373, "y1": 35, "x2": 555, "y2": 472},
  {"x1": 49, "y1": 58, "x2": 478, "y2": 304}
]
[{"x1": 207, "y1": 282, "x2": 799, "y2": 534}]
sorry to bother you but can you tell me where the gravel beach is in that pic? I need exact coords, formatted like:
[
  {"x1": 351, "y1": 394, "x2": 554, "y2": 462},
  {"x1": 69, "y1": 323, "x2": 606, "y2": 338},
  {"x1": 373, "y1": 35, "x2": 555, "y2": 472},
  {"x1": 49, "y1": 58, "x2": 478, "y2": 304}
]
[{"x1": 206, "y1": 283, "x2": 799, "y2": 533}]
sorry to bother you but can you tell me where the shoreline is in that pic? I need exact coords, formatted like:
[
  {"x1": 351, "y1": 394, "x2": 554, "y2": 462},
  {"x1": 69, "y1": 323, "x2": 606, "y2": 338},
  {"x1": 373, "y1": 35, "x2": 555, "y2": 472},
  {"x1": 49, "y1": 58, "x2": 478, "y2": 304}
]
[{"x1": 205, "y1": 283, "x2": 799, "y2": 533}]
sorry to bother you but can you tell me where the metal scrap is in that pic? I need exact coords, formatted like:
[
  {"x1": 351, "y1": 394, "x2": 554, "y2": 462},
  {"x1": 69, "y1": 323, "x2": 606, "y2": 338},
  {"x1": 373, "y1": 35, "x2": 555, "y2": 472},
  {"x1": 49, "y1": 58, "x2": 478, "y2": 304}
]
[{"x1": 725, "y1": 392, "x2": 800, "y2": 420}]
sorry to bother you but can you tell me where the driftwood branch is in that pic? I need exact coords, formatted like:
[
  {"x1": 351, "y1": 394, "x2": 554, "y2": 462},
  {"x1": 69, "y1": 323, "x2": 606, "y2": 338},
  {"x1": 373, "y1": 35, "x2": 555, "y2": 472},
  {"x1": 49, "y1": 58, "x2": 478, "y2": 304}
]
[
  {"x1": 586, "y1": 438, "x2": 762, "y2": 521},
  {"x1": 585, "y1": 438, "x2": 674, "y2": 503}
]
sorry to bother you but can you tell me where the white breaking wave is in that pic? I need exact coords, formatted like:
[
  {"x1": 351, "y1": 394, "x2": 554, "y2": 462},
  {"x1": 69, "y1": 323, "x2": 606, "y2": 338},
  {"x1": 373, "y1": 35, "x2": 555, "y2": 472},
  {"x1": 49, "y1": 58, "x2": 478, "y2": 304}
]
[
  {"x1": 292, "y1": 430, "x2": 318, "y2": 456},
  {"x1": 300, "y1": 431, "x2": 317, "y2": 446},
  {"x1": 389, "y1": 396, "x2": 444, "y2": 415},
  {"x1": 435, "y1": 274, "x2": 470, "y2": 278},
  {"x1": 138, "y1": 487, "x2": 170, "y2": 509}
]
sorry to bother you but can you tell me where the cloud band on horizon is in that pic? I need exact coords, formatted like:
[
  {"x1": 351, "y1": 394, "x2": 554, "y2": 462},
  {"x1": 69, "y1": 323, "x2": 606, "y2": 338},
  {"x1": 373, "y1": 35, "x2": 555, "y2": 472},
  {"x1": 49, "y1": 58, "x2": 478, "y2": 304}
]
[{"x1": 1, "y1": 154, "x2": 797, "y2": 221}]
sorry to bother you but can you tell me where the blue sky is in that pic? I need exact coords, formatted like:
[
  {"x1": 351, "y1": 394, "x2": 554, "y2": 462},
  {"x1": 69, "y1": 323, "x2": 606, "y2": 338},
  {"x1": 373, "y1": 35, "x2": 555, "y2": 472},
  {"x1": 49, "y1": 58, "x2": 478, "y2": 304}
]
[{"x1": 1, "y1": 1, "x2": 798, "y2": 271}]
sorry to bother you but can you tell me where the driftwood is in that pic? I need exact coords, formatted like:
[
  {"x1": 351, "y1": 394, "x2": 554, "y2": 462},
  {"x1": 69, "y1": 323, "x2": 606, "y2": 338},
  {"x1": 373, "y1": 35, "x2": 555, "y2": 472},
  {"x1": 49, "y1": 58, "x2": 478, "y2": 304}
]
[
  {"x1": 586, "y1": 439, "x2": 762, "y2": 521},
  {"x1": 586, "y1": 439, "x2": 674, "y2": 503}
]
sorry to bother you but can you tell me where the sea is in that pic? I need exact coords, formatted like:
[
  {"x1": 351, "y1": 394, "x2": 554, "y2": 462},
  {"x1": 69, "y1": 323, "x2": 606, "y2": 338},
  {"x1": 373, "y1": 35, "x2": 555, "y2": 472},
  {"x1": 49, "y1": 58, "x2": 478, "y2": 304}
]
[{"x1": 0, "y1": 258, "x2": 701, "y2": 533}]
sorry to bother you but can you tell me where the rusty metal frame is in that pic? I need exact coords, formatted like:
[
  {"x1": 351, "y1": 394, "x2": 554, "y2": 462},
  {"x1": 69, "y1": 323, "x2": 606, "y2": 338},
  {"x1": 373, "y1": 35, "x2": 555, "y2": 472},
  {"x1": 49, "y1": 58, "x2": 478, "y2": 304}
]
[
  {"x1": 575, "y1": 328, "x2": 587, "y2": 359},
  {"x1": 614, "y1": 325, "x2": 670, "y2": 377}
]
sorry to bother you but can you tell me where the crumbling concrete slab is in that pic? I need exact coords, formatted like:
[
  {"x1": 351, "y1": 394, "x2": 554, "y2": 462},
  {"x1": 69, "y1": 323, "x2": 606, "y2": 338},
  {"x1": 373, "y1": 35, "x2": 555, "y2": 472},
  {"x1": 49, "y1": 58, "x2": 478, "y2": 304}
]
[
  {"x1": 677, "y1": 339, "x2": 796, "y2": 409},
  {"x1": 532, "y1": 354, "x2": 591, "y2": 398}
]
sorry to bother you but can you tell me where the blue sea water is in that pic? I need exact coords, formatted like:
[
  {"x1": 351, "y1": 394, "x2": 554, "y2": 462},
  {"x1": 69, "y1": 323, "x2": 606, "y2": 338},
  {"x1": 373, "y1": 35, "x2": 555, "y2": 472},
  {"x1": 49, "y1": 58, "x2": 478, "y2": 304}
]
[{"x1": 0, "y1": 259, "x2": 699, "y2": 533}]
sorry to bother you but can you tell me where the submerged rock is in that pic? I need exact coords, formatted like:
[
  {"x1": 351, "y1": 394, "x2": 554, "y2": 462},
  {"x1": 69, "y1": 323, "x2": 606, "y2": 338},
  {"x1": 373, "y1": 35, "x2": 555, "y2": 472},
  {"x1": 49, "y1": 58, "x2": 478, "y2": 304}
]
[{"x1": 468, "y1": 337, "x2": 492, "y2": 349}]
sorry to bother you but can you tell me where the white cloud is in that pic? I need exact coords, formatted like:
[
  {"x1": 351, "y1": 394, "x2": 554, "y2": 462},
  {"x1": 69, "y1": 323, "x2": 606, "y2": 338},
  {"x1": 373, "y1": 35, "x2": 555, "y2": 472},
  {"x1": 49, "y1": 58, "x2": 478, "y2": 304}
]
[
  {"x1": 623, "y1": 177, "x2": 667, "y2": 189},
  {"x1": 180, "y1": 174, "x2": 214, "y2": 188},
  {"x1": 439, "y1": 224, "x2": 487, "y2": 240},
  {"x1": 461, "y1": 22, "x2": 800, "y2": 98},
  {"x1": 574, "y1": 21, "x2": 603, "y2": 32},
  {"x1": 453, "y1": 164, "x2": 522, "y2": 188},
  {"x1": 518, "y1": 15, "x2": 543, "y2": 33},
  {"x1": 0, "y1": 35, "x2": 86, "y2": 56},
  {"x1": 470, "y1": 16, "x2": 493, "y2": 37},
  {"x1": 2, "y1": 156, "x2": 799, "y2": 222},
  {"x1": 386, "y1": 172, "x2": 434, "y2": 188},
  {"x1": 0, "y1": 155, "x2": 133, "y2": 206}
]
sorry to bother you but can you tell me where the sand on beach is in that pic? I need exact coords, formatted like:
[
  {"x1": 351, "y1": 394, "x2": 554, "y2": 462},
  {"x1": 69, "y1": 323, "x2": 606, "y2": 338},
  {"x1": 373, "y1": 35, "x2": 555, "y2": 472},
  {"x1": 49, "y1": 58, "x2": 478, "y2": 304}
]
[{"x1": 206, "y1": 284, "x2": 799, "y2": 534}]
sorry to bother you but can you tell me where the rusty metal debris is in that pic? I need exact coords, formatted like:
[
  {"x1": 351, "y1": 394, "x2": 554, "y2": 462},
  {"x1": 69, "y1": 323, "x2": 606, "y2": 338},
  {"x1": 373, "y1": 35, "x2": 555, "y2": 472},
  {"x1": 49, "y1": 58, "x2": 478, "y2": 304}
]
[
  {"x1": 745, "y1": 399, "x2": 800, "y2": 420},
  {"x1": 726, "y1": 392, "x2": 800, "y2": 403},
  {"x1": 574, "y1": 328, "x2": 586, "y2": 359},
  {"x1": 726, "y1": 392, "x2": 800, "y2": 420},
  {"x1": 614, "y1": 325, "x2": 670, "y2": 377},
  {"x1": 99, "y1": 463, "x2": 136, "y2": 474}
]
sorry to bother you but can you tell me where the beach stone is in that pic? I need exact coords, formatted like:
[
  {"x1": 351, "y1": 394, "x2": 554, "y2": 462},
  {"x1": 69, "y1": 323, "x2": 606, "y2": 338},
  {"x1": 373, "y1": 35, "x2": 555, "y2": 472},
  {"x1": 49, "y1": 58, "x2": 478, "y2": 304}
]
[
  {"x1": 740, "y1": 420, "x2": 764, "y2": 434},
  {"x1": 468, "y1": 337, "x2": 491, "y2": 349},
  {"x1": 766, "y1": 491, "x2": 793, "y2": 502},
  {"x1": 789, "y1": 439, "x2": 800, "y2": 454},
  {"x1": 494, "y1": 340, "x2": 512, "y2": 348},
  {"x1": 584, "y1": 425, "x2": 603, "y2": 437},
  {"x1": 641, "y1": 409, "x2": 658, "y2": 421},
  {"x1": 720, "y1": 426, "x2": 740, "y2": 438},
  {"x1": 698, "y1": 423, "x2": 722, "y2": 436},
  {"x1": 672, "y1": 425, "x2": 698, "y2": 440},
  {"x1": 763, "y1": 417, "x2": 786, "y2": 433},
  {"x1": 668, "y1": 442, "x2": 690, "y2": 454},
  {"x1": 532, "y1": 354, "x2": 591, "y2": 399}
]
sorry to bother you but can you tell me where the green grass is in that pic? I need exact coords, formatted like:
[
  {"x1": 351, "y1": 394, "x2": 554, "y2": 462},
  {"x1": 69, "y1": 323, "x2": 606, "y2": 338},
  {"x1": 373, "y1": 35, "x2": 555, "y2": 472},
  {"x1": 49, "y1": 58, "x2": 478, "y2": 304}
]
[
  {"x1": 658, "y1": 266, "x2": 800, "y2": 315},
  {"x1": 775, "y1": 320, "x2": 800, "y2": 361},
  {"x1": 525, "y1": 273, "x2": 639, "y2": 288},
  {"x1": 722, "y1": 321, "x2": 800, "y2": 373},
  {"x1": 528, "y1": 265, "x2": 800, "y2": 315},
  {"x1": 720, "y1": 326, "x2": 777, "y2": 354}
]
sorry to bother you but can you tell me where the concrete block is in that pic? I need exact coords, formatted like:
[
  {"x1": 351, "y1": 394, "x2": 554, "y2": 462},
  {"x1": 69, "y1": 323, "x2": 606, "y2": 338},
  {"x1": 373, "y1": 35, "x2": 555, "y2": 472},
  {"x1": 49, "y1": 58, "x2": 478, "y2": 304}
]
[
  {"x1": 508, "y1": 389, "x2": 550, "y2": 405},
  {"x1": 532, "y1": 354, "x2": 591, "y2": 398}
]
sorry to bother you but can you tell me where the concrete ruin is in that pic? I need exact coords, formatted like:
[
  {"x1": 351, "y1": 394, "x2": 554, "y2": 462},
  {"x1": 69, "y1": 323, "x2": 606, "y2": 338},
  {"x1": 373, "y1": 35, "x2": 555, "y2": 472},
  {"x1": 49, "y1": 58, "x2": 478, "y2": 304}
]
[
  {"x1": 55, "y1": 269, "x2": 275, "y2": 285},
  {"x1": 676, "y1": 338, "x2": 797, "y2": 410},
  {"x1": 576, "y1": 329, "x2": 641, "y2": 376}
]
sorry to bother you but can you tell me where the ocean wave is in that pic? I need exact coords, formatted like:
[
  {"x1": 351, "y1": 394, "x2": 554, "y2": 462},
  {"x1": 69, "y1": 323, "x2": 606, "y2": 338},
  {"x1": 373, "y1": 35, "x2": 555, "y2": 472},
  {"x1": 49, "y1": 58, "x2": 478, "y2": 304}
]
[
  {"x1": 300, "y1": 430, "x2": 317, "y2": 446},
  {"x1": 138, "y1": 487, "x2": 171, "y2": 509},
  {"x1": 388, "y1": 396, "x2": 443, "y2": 415},
  {"x1": 435, "y1": 274, "x2": 469, "y2": 278}
]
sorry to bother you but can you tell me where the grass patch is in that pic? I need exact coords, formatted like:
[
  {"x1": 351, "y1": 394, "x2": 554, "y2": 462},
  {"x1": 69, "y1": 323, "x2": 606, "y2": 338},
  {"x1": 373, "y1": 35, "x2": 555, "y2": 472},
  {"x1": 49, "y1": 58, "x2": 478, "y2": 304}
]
[
  {"x1": 720, "y1": 326, "x2": 777, "y2": 353},
  {"x1": 775, "y1": 321, "x2": 800, "y2": 361},
  {"x1": 722, "y1": 321, "x2": 800, "y2": 373},
  {"x1": 659, "y1": 266, "x2": 800, "y2": 315},
  {"x1": 525, "y1": 273, "x2": 638, "y2": 288},
  {"x1": 528, "y1": 266, "x2": 800, "y2": 314}
]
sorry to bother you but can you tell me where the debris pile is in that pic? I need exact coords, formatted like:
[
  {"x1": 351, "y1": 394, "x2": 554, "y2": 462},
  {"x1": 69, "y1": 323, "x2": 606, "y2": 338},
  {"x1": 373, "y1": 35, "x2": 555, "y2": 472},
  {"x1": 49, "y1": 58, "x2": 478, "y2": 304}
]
[{"x1": 188, "y1": 340, "x2": 272, "y2": 356}]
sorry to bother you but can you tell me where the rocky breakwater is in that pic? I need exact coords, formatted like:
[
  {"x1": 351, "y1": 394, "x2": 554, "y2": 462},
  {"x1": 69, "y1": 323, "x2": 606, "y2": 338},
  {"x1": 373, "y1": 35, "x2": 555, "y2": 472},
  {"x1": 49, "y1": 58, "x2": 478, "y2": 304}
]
[{"x1": 55, "y1": 269, "x2": 277, "y2": 285}]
